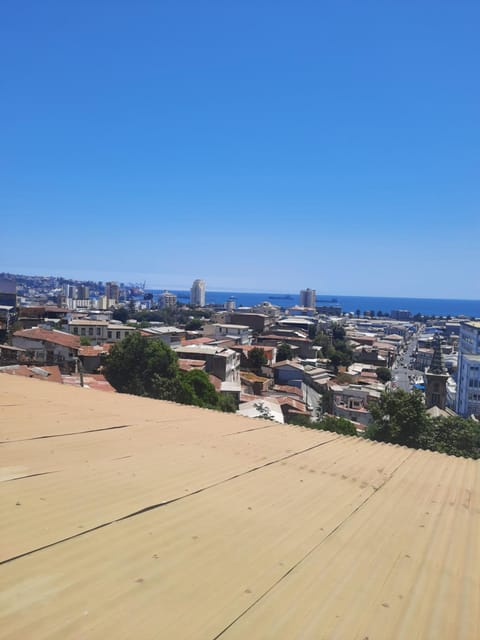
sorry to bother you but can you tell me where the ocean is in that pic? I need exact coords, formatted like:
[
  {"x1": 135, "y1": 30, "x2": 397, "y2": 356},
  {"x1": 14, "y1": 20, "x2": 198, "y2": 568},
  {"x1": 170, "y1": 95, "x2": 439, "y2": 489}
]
[{"x1": 148, "y1": 290, "x2": 480, "y2": 318}]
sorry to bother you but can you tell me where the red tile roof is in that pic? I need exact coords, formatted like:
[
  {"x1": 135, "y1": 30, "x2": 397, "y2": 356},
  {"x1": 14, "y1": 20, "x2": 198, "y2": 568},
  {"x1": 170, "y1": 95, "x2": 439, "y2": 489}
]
[
  {"x1": 181, "y1": 337, "x2": 216, "y2": 346},
  {"x1": 273, "y1": 384, "x2": 304, "y2": 397},
  {"x1": 62, "y1": 374, "x2": 116, "y2": 392},
  {"x1": 78, "y1": 345, "x2": 109, "y2": 357},
  {"x1": 13, "y1": 328, "x2": 80, "y2": 349},
  {"x1": 178, "y1": 358, "x2": 206, "y2": 371}
]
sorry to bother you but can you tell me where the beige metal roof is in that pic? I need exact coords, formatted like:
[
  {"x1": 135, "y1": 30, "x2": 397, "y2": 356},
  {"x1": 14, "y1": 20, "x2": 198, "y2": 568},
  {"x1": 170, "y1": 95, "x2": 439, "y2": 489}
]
[{"x1": 1, "y1": 374, "x2": 479, "y2": 639}]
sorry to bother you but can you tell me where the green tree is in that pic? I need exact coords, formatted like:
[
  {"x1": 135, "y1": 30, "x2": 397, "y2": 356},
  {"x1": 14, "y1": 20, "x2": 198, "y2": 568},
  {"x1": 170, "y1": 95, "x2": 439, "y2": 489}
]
[
  {"x1": 103, "y1": 333, "x2": 178, "y2": 396},
  {"x1": 218, "y1": 393, "x2": 238, "y2": 413},
  {"x1": 318, "y1": 415, "x2": 357, "y2": 436},
  {"x1": 288, "y1": 414, "x2": 313, "y2": 427},
  {"x1": 80, "y1": 336, "x2": 92, "y2": 346},
  {"x1": 182, "y1": 369, "x2": 219, "y2": 408},
  {"x1": 112, "y1": 307, "x2": 129, "y2": 323},
  {"x1": 332, "y1": 324, "x2": 346, "y2": 341},
  {"x1": 276, "y1": 342, "x2": 293, "y2": 362},
  {"x1": 292, "y1": 414, "x2": 356, "y2": 435},
  {"x1": 320, "y1": 389, "x2": 333, "y2": 414},
  {"x1": 248, "y1": 347, "x2": 267, "y2": 373},
  {"x1": 185, "y1": 317, "x2": 203, "y2": 331},
  {"x1": 104, "y1": 332, "x2": 235, "y2": 413},
  {"x1": 366, "y1": 389, "x2": 429, "y2": 448},
  {"x1": 418, "y1": 416, "x2": 480, "y2": 459},
  {"x1": 376, "y1": 367, "x2": 392, "y2": 383}
]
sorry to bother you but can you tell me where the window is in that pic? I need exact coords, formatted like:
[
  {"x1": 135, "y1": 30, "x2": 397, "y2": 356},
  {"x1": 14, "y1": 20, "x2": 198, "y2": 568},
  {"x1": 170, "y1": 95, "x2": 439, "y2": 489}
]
[
  {"x1": 97, "y1": 328, "x2": 101, "y2": 335},
  {"x1": 81, "y1": 328, "x2": 86, "y2": 336},
  {"x1": 88, "y1": 328, "x2": 94, "y2": 336},
  {"x1": 116, "y1": 331, "x2": 121, "y2": 339},
  {"x1": 108, "y1": 331, "x2": 112, "y2": 339},
  {"x1": 73, "y1": 327, "x2": 78, "y2": 334}
]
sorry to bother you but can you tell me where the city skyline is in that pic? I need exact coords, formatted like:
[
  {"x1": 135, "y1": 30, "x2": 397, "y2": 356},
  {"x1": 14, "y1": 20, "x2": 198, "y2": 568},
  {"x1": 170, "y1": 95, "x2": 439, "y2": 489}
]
[{"x1": 1, "y1": 2, "x2": 479, "y2": 299}]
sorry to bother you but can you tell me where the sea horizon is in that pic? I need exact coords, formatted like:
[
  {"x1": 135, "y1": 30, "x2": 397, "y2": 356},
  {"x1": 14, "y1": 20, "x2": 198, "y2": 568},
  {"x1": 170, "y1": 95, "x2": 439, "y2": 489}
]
[{"x1": 147, "y1": 289, "x2": 480, "y2": 318}]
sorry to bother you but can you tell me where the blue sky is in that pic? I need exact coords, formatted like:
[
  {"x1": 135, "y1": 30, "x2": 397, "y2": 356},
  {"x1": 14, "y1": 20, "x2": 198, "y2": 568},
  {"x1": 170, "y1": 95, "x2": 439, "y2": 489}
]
[{"x1": 1, "y1": 1, "x2": 479, "y2": 298}]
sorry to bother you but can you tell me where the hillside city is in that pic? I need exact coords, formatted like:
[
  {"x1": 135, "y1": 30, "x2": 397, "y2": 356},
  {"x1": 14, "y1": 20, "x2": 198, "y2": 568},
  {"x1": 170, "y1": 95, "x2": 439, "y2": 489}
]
[{"x1": 1, "y1": 271, "x2": 479, "y2": 457}]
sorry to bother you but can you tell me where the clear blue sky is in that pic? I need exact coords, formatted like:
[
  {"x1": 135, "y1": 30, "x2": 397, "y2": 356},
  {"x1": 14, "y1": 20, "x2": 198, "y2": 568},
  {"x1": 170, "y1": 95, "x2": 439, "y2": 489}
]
[{"x1": 1, "y1": 1, "x2": 479, "y2": 298}]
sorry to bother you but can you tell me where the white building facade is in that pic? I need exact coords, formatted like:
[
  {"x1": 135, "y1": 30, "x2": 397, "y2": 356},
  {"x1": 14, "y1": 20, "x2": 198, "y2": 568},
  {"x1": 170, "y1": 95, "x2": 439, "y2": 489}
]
[
  {"x1": 190, "y1": 279, "x2": 206, "y2": 307},
  {"x1": 158, "y1": 291, "x2": 177, "y2": 309},
  {"x1": 456, "y1": 321, "x2": 480, "y2": 418}
]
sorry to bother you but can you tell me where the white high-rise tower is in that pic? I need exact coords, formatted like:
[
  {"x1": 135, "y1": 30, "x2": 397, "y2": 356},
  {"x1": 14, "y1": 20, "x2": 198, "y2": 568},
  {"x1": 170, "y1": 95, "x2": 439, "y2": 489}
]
[{"x1": 190, "y1": 279, "x2": 206, "y2": 307}]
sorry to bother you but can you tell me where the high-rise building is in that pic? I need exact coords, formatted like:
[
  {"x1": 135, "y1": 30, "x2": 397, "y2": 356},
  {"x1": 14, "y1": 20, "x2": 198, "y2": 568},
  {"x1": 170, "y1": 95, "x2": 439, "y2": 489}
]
[
  {"x1": 456, "y1": 321, "x2": 480, "y2": 418},
  {"x1": 105, "y1": 282, "x2": 119, "y2": 303},
  {"x1": 190, "y1": 279, "x2": 206, "y2": 307},
  {"x1": 62, "y1": 283, "x2": 75, "y2": 299},
  {"x1": 299, "y1": 288, "x2": 316, "y2": 309},
  {"x1": 159, "y1": 291, "x2": 177, "y2": 309},
  {"x1": 0, "y1": 275, "x2": 17, "y2": 307},
  {"x1": 77, "y1": 285, "x2": 90, "y2": 299}
]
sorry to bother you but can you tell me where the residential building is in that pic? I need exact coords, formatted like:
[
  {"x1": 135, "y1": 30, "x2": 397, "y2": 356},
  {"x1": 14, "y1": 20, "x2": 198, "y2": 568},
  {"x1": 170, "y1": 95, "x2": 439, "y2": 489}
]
[
  {"x1": 391, "y1": 309, "x2": 412, "y2": 320},
  {"x1": 0, "y1": 305, "x2": 17, "y2": 338},
  {"x1": 231, "y1": 344, "x2": 275, "y2": 369},
  {"x1": 106, "y1": 323, "x2": 136, "y2": 343},
  {"x1": 299, "y1": 288, "x2": 316, "y2": 309},
  {"x1": 456, "y1": 320, "x2": 480, "y2": 418},
  {"x1": 228, "y1": 312, "x2": 272, "y2": 333},
  {"x1": 251, "y1": 301, "x2": 281, "y2": 319},
  {"x1": 69, "y1": 319, "x2": 109, "y2": 344},
  {"x1": 190, "y1": 279, "x2": 206, "y2": 307},
  {"x1": 68, "y1": 319, "x2": 135, "y2": 344},
  {"x1": 271, "y1": 360, "x2": 304, "y2": 388},
  {"x1": 214, "y1": 323, "x2": 252, "y2": 345},
  {"x1": 0, "y1": 275, "x2": 17, "y2": 307},
  {"x1": 12, "y1": 327, "x2": 80, "y2": 368},
  {"x1": 257, "y1": 331, "x2": 314, "y2": 359},
  {"x1": 331, "y1": 383, "x2": 382, "y2": 427},
  {"x1": 141, "y1": 326, "x2": 184, "y2": 347},
  {"x1": 158, "y1": 291, "x2": 177, "y2": 309},
  {"x1": 415, "y1": 348, "x2": 434, "y2": 372},
  {"x1": 77, "y1": 285, "x2": 90, "y2": 299},
  {"x1": 174, "y1": 344, "x2": 240, "y2": 384}
]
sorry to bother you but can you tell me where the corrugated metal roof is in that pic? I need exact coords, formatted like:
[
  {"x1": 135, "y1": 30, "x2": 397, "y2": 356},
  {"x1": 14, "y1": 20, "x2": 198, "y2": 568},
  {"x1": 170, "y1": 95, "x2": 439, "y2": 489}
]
[{"x1": 0, "y1": 374, "x2": 479, "y2": 639}]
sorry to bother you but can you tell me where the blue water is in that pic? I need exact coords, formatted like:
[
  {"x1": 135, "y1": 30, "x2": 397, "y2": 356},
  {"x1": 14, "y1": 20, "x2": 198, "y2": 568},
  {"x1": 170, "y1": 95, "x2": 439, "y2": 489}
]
[{"x1": 149, "y1": 290, "x2": 480, "y2": 318}]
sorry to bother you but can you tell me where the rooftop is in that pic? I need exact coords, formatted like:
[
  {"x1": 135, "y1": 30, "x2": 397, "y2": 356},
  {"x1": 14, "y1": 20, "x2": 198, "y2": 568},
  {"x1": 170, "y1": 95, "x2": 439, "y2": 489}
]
[
  {"x1": 13, "y1": 327, "x2": 81, "y2": 349},
  {"x1": 1, "y1": 375, "x2": 479, "y2": 639}
]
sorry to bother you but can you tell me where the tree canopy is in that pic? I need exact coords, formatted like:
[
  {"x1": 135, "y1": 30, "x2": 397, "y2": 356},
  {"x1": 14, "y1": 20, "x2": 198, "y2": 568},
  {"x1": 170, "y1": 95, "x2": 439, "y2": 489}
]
[
  {"x1": 103, "y1": 333, "x2": 237, "y2": 412},
  {"x1": 366, "y1": 389, "x2": 480, "y2": 459},
  {"x1": 248, "y1": 347, "x2": 267, "y2": 373},
  {"x1": 366, "y1": 389, "x2": 428, "y2": 447},
  {"x1": 104, "y1": 332, "x2": 178, "y2": 396},
  {"x1": 276, "y1": 342, "x2": 293, "y2": 362},
  {"x1": 376, "y1": 366, "x2": 392, "y2": 383}
]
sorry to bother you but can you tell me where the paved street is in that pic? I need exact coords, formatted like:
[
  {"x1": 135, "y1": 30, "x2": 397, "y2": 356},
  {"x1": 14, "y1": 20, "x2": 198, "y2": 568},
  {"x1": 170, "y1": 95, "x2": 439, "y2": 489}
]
[{"x1": 391, "y1": 329, "x2": 424, "y2": 392}]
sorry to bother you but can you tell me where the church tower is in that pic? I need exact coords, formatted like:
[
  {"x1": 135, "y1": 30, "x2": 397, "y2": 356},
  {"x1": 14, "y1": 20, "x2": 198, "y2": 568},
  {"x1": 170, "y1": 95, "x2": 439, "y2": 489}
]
[{"x1": 425, "y1": 336, "x2": 449, "y2": 410}]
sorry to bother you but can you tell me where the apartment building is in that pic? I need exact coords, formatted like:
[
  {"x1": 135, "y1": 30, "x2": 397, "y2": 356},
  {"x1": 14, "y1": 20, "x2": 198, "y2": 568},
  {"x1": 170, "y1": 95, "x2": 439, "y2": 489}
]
[{"x1": 456, "y1": 320, "x2": 480, "y2": 418}]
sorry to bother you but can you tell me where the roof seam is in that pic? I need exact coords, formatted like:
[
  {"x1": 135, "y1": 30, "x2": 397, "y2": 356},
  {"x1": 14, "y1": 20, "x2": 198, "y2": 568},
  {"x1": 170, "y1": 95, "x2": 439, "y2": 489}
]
[
  {"x1": 0, "y1": 423, "x2": 133, "y2": 445},
  {"x1": 0, "y1": 434, "x2": 341, "y2": 566},
  {"x1": 210, "y1": 447, "x2": 416, "y2": 640}
]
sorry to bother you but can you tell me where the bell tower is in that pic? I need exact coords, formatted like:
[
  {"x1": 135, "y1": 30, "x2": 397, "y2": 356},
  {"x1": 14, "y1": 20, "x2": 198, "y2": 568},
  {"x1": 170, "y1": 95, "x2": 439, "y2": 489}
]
[{"x1": 425, "y1": 336, "x2": 448, "y2": 410}]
